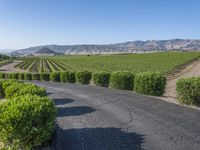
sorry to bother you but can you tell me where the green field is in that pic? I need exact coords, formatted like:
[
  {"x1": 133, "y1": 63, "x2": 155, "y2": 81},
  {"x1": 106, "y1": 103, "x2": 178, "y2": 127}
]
[{"x1": 15, "y1": 52, "x2": 200, "y2": 74}]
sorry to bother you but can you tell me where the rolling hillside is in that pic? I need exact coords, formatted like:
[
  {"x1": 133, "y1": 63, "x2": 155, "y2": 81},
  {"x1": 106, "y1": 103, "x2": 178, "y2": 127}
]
[{"x1": 9, "y1": 39, "x2": 200, "y2": 56}]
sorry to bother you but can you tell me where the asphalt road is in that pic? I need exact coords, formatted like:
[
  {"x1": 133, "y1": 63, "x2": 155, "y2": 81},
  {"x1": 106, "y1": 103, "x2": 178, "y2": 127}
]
[{"x1": 33, "y1": 81, "x2": 200, "y2": 150}]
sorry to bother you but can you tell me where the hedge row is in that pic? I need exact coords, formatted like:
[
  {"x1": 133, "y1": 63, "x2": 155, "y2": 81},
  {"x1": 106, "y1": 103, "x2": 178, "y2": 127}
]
[
  {"x1": 0, "y1": 71, "x2": 166, "y2": 96},
  {"x1": 0, "y1": 80, "x2": 57, "y2": 149},
  {"x1": 134, "y1": 72, "x2": 166, "y2": 96},
  {"x1": 176, "y1": 77, "x2": 200, "y2": 105}
]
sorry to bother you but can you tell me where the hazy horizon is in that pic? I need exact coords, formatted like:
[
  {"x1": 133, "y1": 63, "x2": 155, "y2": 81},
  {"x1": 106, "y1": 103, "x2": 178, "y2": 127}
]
[{"x1": 0, "y1": 0, "x2": 200, "y2": 50}]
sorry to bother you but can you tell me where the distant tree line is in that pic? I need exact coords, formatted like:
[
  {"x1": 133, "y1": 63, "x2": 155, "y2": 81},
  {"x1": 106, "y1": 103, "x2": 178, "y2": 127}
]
[{"x1": 0, "y1": 54, "x2": 10, "y2": 60}]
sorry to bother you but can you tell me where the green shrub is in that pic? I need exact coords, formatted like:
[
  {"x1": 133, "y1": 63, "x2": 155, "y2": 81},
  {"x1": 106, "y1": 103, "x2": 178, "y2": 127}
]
[
  {"x1": 0, "y1": 73, "x2": 5, "y2": 79},
  {"x1": 0, "y1": 95, "x2": 57, "y2": 149},
  {"x1": 60, "y1": 71, "x2": 76, "y2": 83},
  {"x1": 134, "y1": 72, "x2": 166, "y2": 96},
  {"x1": 32, "y1": 73, "x2": 40, "y2": 80},
  {"x1": 75, "y1": 71, "x2": 92, "y2": 84},
  {"x1": 24, "y1": 73, "x2": 32, "y2": 80},
  {"x1": 4, "y1": 73, "x2": 9, "y2": 79},
  {"x1": 92, "y1": 72, "x2": 110, "y2": 87},
  {"x1": 50, "y1": 72, "x2": 60, "y2": 82},
  {"x1": 11, "y1": 73, "x2": 19, "y2": 79},
  {"x1": 7, "y1": 73, "x2": 13, "y2": 79},
  {"x1": 176, "y1": 77, "x2": 200, "y2": 105},
  {"x1": 0, "y1": 81, "x2": 5, "y2": 98},
  {"x1": 18, "y1": 73, "x2": 25, "y2": 80},
  {"x1": 2, "y1": 80, "x2": 22, "y2": 90},
  {"x1": 4, "y1": 83, "x2": 24, "y2": 98},
  {"x1": 40, "y1": 73, "x2": 50, "y2": 81},
  {"x1": 110, "y1": 71, "x2": 134, "y2": 90},
  {"x1": 5, "y1": 83, "x2": 46, "y2": 98}
]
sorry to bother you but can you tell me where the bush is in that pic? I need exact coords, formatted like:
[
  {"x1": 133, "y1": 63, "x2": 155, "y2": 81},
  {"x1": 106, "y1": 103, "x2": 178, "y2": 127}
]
[
  {"x1": 0, "y1": 95, "x2": 57, "y2": 149},
  {"x1": 0, "y1": 81, "x2": 5, "y2": 98},
  {"x1": 110, "y1": 71, "x2": 134, "y2": 90},
  {"x1": 0, "y1": 73, "x2": 5, "y2": 79},
  {"x1": 50, "y1": 72, "x2": 60, "y2": 82},
  {"x1": 32, "y1": 73, "x2": 40, "y2": 80},
  {"x1": 75, "y1": 71, "x2": 92, "y2": 84},
  {"x1": 5, "y1": 83, "x2": 46, "y2": 98},
  {"x1": 92, "y1": 72, "x2": 110, "y2": 87},
  {"x1": 60, "y1": 71, "x2": 76, "y2": 83},
  {"x1": 4, "y1": 83, "x2": 24, "y2": 98},
  {"x1": 4, "y1": 73, "x2": 9, "y2": 79},
  {"x1": 24, "y1": 73, "x2": 32, "y2": 80},
  {"x1": 11, "y1": 73, "x2": 19, "y2": 79},
  {"x1": 7, "y1": 73, "x2": 13, "y2": 79},
  {"x1": 176, "y1": 77, "x2": 200, "y2": 105},
  {"x1": 134, "y1": 72, "x2": 166, "y2": 96},
  {"x1": 40, "y1": 73, "x2": 50, "y2": 81},
  {"x1": 18, "y1": 73, "x2": 25, "y2": 80},
  {"x1": 0, "y1": 80, "x2": 22, "y2": 99},
  {"x1": 2, "y1": 80, "x2": 22, "y2": 90}
]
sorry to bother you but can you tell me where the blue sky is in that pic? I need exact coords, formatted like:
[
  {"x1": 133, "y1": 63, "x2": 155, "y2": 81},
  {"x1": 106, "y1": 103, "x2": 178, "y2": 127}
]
[{"x1": 0, "y1": 0, "x2": 200, "y2": 50}]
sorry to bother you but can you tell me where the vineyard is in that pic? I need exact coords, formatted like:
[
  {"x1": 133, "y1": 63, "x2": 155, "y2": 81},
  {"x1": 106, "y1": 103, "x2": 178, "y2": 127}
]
[{"x1": 15, "y1": 52, "x2": 200, "y2": 74}]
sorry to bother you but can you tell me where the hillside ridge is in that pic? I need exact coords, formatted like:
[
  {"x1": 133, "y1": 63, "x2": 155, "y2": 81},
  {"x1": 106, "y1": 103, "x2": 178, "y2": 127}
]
[{"x1": 9, "y1": 39, "x2": 200, "y2": 56}]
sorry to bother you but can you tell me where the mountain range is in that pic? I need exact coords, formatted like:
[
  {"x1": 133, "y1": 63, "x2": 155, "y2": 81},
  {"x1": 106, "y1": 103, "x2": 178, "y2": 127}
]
[{"x1": 8, "y1": 39, "x2": 200, "y2": 56}]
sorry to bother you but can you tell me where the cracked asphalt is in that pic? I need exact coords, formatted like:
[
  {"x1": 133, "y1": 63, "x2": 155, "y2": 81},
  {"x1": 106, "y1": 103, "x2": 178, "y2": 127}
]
[{"x1": 32, "y1": 81, "x2": 200, "y2": 150}]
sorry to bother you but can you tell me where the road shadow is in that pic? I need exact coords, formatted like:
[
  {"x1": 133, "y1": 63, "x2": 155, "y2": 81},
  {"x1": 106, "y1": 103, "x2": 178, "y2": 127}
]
[
  {"x1": 57, "y1": 106, "x2": 96, "y2": 117},
  {"x1": 54, "y1": 98, "x2": 74, "y2": 105},
  {"x1": 52, "y1": 125, "x2": 144, "y2": 150},
  {"x1": 47, "y1": 92, "x2": 54, "y2": 96}
]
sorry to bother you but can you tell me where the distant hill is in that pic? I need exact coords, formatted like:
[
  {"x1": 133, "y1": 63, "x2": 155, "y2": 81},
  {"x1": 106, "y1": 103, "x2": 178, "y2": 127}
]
[
  {"x1": 0, "y1": 49, "x2": 14, "y2": 55},
  {"x1": 8, "y1": 39, "x2": 200, "y2": 56},
  {"x1": 34, "y1": 47, "x2": 57, "y2": 55}
]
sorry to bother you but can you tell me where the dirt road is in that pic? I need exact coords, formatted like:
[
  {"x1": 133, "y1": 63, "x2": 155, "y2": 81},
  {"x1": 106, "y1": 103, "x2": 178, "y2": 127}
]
[
  {"x1": 0, "y1": 61, "x2": 26, "y2": 72},
  {"x1": 164, "y1": 59, "x2": 200, "y2": 98}
]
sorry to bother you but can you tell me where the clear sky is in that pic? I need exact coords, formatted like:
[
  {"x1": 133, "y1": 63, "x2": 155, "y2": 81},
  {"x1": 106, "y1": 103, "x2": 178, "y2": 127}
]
[{"x1": 0, "y1": 0, "x2": 200, "y2": 50}]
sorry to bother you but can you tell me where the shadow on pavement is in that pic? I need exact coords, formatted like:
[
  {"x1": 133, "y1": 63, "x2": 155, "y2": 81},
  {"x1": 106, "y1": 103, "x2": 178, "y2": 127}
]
[
  {"x1": 57, "y1": 106, "x2": 96, "y2": 117},
  {"x1": 54, "y1": 98, "x2": 75, "y2": 105},
  {"x1": 52, "y1": 125, "x2": 144, "y2": 150}
]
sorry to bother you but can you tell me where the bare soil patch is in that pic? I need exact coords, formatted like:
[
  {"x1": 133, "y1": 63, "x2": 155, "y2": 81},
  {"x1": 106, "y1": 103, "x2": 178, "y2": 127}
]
[
  {"x1": 164, "y1": 58, "x2": 200, "y2": 99},
  {"x1": 0, "y1": 60, "x2": 27, "y2": 73}
]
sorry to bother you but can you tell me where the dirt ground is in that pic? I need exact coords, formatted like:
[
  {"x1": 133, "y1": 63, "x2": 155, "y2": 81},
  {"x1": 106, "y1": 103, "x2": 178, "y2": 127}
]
[
  {"x1": 0, "y1": 60, "x2": 27, "y2": 73},
  {"x1": 164, "y1": 59, "x2": 200, "y2": 99}
]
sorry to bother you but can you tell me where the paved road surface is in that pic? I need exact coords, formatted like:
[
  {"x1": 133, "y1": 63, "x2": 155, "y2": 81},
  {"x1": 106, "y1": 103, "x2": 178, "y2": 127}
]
[{"x1": 33, "y1": 81, "x2": 200, "y2": 150}]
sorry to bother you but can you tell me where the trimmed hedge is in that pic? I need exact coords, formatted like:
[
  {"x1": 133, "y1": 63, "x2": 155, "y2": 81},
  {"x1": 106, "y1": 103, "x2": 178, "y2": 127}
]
[
  {"x1": 0, "y1": 95, "x2": 56, "y2": 149},
  {"x1": 110, "y1": 71, "x2": 134, "y2": 90},
  {"x1": 0, "y1": 80, "x2": 56, "y2": 149},
  {"x1": 32, "y1": 73, "x2": 40, "y2": 80},
  {"x1": 60, "y1": 71, "x2": 76, "y2": 83},
  {"x1": 0, "y1": 80, "x2": 22, "y2": 98},
  {"x1": 24, "y1": 73, "x2": 32, "y2": 80},
  {"x1": 0, "y1": 73, "x2": 5, "y2": 79},
  {"x1": 176, "y1": 77, "x2": 200, "y2": 105},
  {"x1": 0, "y1": 80, "x2": 4, "y2": 98},
  {"x1": 5, "y1": 83, "x2": 46, "y2": 98},
  {"x1": 40, "y1": 73, "x2": 50, "y2": 81},
  {"x1": 92, "y1": 72, "x2": 110, "y2": 87},
  {"x1": 7, "y1": 73, "x2": 13, "y2": 79},
  {"x1": 11, "y1": 73, "x2": 19, "y2": 79},
  {"x1": 134, "y1": 72, "x2": 166, "y2": 96},
  {"x1": 75, "y1": 71, "x2": 92, "y2": 84},
  {"x1": 4, "y1": 73, "x2": 9, "y2": 79},
  {"x1": 2, "y1": 79, "x2": 22, "y2": 90},
  {"x1": 18, "y1": 73, "x2": 25, "y2": 80},
  {"x1": 50, "y1": 72, "x2": 60, "y2": 82}
]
